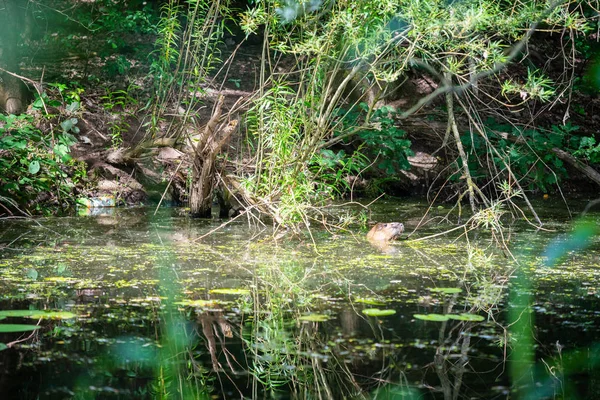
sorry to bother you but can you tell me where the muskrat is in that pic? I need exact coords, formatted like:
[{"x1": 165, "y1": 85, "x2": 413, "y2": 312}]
[{"x1": 366, "y1": 222, "x2": 405, "y2": 242}]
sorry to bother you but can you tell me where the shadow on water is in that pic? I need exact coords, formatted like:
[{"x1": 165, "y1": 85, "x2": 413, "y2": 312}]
[{"x1": 0, "y1": 200, "x2": 599, "y2": 399}]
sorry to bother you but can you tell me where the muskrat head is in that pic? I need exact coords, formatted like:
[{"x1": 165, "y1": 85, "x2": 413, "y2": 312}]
[{"x1": 366, "y1": 222, "x2": 405, "y2": 242}]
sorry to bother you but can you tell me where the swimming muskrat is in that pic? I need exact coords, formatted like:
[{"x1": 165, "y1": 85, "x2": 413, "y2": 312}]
[{"x1": 366, "y1": 222, "x2": 405, "y2": 242}]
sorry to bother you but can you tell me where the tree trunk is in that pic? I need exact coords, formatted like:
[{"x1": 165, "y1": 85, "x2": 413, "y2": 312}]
[
  {"x1": 0, "y1": 0, "x2": 28, "y2": 114},
  {"x1": 189, "y1": 154, "x2": 215, "y2": 218},
  {"x1": 188, "y1": 96, "x2": 239, "y2": 218}
]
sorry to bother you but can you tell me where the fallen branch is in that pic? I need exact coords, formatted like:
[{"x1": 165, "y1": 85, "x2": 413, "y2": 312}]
[{"x1": 552, "y1": 147, "x2": 600, "y2": 187}]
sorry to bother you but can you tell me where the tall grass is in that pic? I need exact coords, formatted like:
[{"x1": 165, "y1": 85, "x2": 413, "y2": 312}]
[{"x1": 148, "y1": 0, "x2": 231, "y2": 138}]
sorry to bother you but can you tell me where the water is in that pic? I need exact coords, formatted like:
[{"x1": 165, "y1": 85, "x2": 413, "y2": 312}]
[{"x1": 0, "y1": 200, "x2": 599, "y2": 399}]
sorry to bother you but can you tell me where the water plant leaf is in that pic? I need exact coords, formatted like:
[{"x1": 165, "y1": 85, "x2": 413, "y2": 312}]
[
  {"x1": 448, "y1": 313, "x2": 485, "y2": 322},
  {"x1": 362, "y1": 308, "x2": 396, "y2": 317},
  {"x1": 0, "y1": 310, "x2": 76, "y2": 320},
  {"x1": 0, "y1": 324, "x2": 41, "y2": 333},
  {"x1": 299, "y1": 314, "x2": 330, "y2": 322},
  {"x1": 413, "y1": 313, "x2": 449, "y2": 322},
  {"x1": 44, "y1": 277, "x2": 78, "y2": 283},
  {"x1": 430, "y1": 288, "x2": 462, "y2": 294},
  {"x1": 355, "y1": 298, "x2": 387, "y2": 306},
  {"x1": 209, "y1": 288, "x2": 251, "y2": 295},
  {"x1": 175, "y1": 299, "x2": 219, "y2": 307}
]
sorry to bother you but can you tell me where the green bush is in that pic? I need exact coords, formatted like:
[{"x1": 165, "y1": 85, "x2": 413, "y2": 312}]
[
  {"x1": 0, "y1": 114, "x2": 82, "y2": 214},
  {"x1": 337, "y1": 104, "x2": 414, "y2": 175},
  {"x1": 461, "y1": 120, "x2": 579, "y2": 193}
]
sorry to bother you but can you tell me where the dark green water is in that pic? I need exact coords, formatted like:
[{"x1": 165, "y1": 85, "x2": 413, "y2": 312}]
[{"x1": 0, "y1": 200, "x2": 599, "y2": 399}]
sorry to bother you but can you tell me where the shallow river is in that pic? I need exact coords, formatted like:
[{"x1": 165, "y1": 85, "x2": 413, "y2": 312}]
[{"x1": 0, "y1": 199, "x2": 599, "y2": 399}]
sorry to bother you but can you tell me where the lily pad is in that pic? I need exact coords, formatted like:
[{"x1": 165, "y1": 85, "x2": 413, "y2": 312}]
[
  {"x1": 355, "y1": 298, "x2": 387, "y2": 306},
  {"x1": 299, "y1": 314, "x2": 330, "y2": 322},
  {"x1": 175, "y1": 299, "x2": 219, "y2": 307},
  {"x1": 430, "y1": 288, "x2": 462, "y2": 294},
  {"x1": 413, "y1": 313, "x2": 450, "y2": 322},
  {"x1": 448, "y1": 313, "x2": 485, "y2": 322},
  {"x1": 0, "y1": 310, "x2": 76, "y2": 320},
  {"x1": 45, "y1": 277, "x2": 78, "y2": 283},
  {"x1": 362, "y1": 308, "x2": 396, "y2": 317},
  {"x1": 0, "y1": 324, "x2": 41, "y2": 333},
  {"x1": 209, "y1": 288, "x2": 251, "y2": 295}
]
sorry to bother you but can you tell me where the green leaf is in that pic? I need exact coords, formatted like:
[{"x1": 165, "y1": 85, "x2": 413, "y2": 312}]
[
  {"x1": 413, "y1": 313, "x2": 449, "y2": 322},
  {"x1": 26, "y1": 268, "x2": 38, "y2": 280},
  {"x1": 56, "y1": 264, "x2": 67, "y2": 274},
  {"x1": 299, "y1": 314, "x2": 330, "y2": 322},
  {"x1": 362, "y1": 308, "x2": 396, "y2": 317},
  {"x1": 28, "y1": 160, "x2": 41, "y2": 175},
  {"x1": 209, "y1": 288, "x2": 251, "y2": 295},
  {"x1": 60, "y1": 119, "x2": 74, "y2": 132},
  {"x1": 174, "y1": 299, "x2": 219, "y2": 307},
  {"x1": 0, "y1": 137, "x2": 27, "y2": 150},
  {"x1": 0, "y1": 310, "x2": 76, "y2": 320},
  {"x1": 66, "y1": 102, "x2": 80, "y2": 113},
  {"x1": 448, "y1": 313, "x2": 485, "y2": 322},
  {"x1": 355, "y1": 298, "x2": 387, "y2": 306},
  {"x1": 0, "y1": 343, "x2": 7, "y2": 351},
  {"x1": 430, "y1": 288, "x2": 462, "y2": 294},
  {"x1": 54, "y1": 144, "x2": 71, "y2": 161},
  {"x1": 32, "y1": 97, "x2": 45, "y2": 109},
  {"x1": 0, "y1": 324, "x2": 41, "y2": 333}
]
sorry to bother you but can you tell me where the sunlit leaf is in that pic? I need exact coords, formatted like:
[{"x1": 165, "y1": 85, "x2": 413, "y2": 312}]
[
  {"x1": 362, "y1": 308, "x2": 396, "y2": 317},
  {"x1": 413, "y1": 313, "x2": 449, "y2": 321},
  {"x1": 355, "y1": 298, "x2": 387, "y2": 306},
  {"x1": 28, "y1": 160, "x2": 40, "y2": 174},
  {"x1": 0, "y1": 324, "x2": 41, "y2": 333},
  {"x1": 430, "y1": 288, "x2": 462, "y2": 294},
  {"x1": 299, "y1": 314, "x2": 330, "y2": 322},
  {"x1": 44, "y1": 277, "x2": 78, "y2": 283},
  {"x1": 175, "y1": 299, "x2": 219, "y2": 307},
  {"x1": 209, "y1": 288, "x2": 251, "y2": 295},
  {"x1": 0, "y1": 310, "x2": 76, "y2": 320},
  {"x1": 32, "y1": 98, "x2": 42, "y2": 108}
]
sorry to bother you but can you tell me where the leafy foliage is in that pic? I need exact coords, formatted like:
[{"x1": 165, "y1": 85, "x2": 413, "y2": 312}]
[
  {"x1": 352, "y1": 104, "x2": 414, "y2": 174},
  {"x1": 147, "y1": 0, "x2": 230, "y2": 134},
  {"x1": 310, "y1": 148, "x2": 369, "y2": 196},
  {"x1": 461, "y1": 120, "x2": 584, "y2": 193},
  {"x1": 573, "y1": 135, "x2": 600, "y2": 164},
  {"x1": 102, "y1": 85, "x2": 140, "y2": 148},
  {"x1": 0, "y1": 114, "x2": 83, "y2": 214}
]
